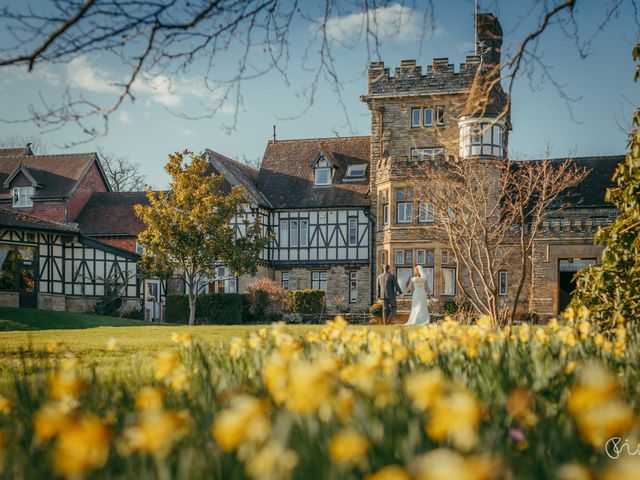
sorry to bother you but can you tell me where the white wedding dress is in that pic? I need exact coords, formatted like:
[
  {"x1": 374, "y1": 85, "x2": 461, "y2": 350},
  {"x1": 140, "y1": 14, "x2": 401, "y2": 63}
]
[{"x1": 403, "y1": 266, "x2": 431, "y2": 326}]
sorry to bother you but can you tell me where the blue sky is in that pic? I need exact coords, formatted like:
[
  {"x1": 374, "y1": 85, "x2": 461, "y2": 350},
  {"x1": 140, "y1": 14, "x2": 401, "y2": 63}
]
[{"x1": 0, "y1": 1, "x2": 637, "y2": 188}]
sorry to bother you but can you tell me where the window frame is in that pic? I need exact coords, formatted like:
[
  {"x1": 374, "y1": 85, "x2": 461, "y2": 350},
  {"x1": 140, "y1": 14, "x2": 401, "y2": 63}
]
[
  {"x1": 418, "y1": 201, "x2": 435, "y2": 223},
  {"x1": 290, "y1": 220, "x2": 299, "y2": 247},
  {"x1": 348, "y1": 218, "x2": 358, "y2": 246},
  {"x1": 411, "y1": 147, "x2": 444, "y2": 162},
  {"x1": 279, "y1": 220, "x2": 289, "y2": 247},
  {"x1": 382, "y1": 203, "x2": 389, "y2": 225},
  {"x1": 411, "y1": 108, "x2": 421, "y2": 128},
  {"x1": 499, "y1": 270, "x2": 508, "y2": 296},
  {"x1": 299, "y1": 220, "x2": 308, "y2": 247},
  {"x1": 349, "y1": 271, "x2": 357, "y2": 303},
  {"x1": 311, "y1": 271, "x2": 327, "y2": 291},
  {"x1": 436, "y1": 106, "x2": 445, "y2": 125},
  {"x1": 423, "y1": 107, "x2": 433, "y2": 126},
  {"x1": 314, "y1": 167, "x2": 332, "y2": 186},
  {"x1": 346, "y1": 164, "x2": 366, "y2": 178},
  {"x1": 396, "y1": 202, "x2": 413, "y2": 224},
  {"x1": 281, "y1": 272, "x2": 290, "y2": 290},
  {"x1": 395, "y1": 249, "x2": 404, "y2": 266},
  {"x1": 442, "y1": 267, "x2": 456, "y2": 296},
  {"x1": 12, "y1": 186, "x2": 34, "y2": 208}
]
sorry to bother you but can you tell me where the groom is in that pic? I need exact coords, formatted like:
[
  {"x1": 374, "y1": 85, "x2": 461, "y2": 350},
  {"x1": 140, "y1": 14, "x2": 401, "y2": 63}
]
[{"x1": 377, "y1": 265, "x2": 403, "y2": 325}]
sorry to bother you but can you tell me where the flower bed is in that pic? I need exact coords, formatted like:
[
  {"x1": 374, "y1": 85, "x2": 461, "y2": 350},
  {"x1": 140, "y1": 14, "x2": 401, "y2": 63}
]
[{"x1": 0, "y1": 308, "x2": 638, "y2": 479}]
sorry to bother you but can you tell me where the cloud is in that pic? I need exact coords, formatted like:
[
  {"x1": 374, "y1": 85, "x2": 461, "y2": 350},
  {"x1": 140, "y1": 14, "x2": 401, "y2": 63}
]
[
  {"x1": 67, "y1": 56, "x2": 119, "y2": 93},
  {"x1": 180, "y1": 128, "x2": 195, "y2": 136},
  {"x1": 64, "y1": 56, "x2": 233, "y2": 112},
  {"x1": 117, "y1": 111, "x2": 131, "y2": 123},
  {"x1": 322, "y1": 4, "x2": 444, "y2": 43}
]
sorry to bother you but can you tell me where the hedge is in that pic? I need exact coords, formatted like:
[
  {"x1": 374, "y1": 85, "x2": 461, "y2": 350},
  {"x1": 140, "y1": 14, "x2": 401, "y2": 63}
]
[
  {"x1": 165, "y1": 293, "x2": 250, "y2": 324},
  {"x1": 285, "y1": 289, "x2": 326, "y2": 314}
]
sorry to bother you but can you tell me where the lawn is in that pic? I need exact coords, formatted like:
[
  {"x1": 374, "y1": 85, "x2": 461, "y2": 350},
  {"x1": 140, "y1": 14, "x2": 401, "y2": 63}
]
[{"x1": 0, "y1": 307, "x2": 319, "y2": 376}]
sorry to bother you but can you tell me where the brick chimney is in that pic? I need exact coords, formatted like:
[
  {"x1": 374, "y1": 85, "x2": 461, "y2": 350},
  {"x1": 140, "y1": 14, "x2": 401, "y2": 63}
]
[{"x1": 477, "y1": 13, "x2": 502, "y2": 66}]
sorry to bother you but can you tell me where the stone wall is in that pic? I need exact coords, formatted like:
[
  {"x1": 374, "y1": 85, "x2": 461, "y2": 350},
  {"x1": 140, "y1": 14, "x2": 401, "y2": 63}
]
[
  {"x1": 38, "y1": 294, "x2": 66, "y2": 311},
  {"x1": 0, "y1": 292, "x2": 18, "y2": 308}
]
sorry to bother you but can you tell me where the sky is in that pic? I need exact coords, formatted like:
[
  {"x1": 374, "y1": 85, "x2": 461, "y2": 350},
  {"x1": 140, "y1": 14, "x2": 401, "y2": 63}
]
[{"x1": 0, "y1": 0, "x2": 638, "y2": 188}]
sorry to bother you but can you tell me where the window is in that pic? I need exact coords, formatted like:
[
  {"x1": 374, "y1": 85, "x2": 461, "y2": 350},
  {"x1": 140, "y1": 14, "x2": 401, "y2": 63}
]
[
  {"x1": 383, "y1": 204, "x2": 389, "y2": 225},
  {"x1": 12, "y1": 186, "x2": 34, "y2": 208},
  {"x1": 395, "y1": 250, "x2": 404, "y2": 266},
  {"x1": 447, "y1": 206, "x2": 456, "y2": 224},
  {"x1": 436, "y1": 106, "x2": 445, "y2": 125},
  {"x1": 135, "y1": 242, "x2": 144, "y2": 254},
  {"x1": 426, "y1": 249, "x2": 435, "y2": 266},
  {"x1": 395, "y1": 250, "x2": 413, "y2": 266},
  {"x1": 290, "y1": 220, "x2": 299, "y2": 247},
  {"x1": 459, "y1": 121, "x2": 504, "y2": 158},
  {"x1": 411, "y1": 147, "x2": 444, "y2": 162},
  {"x1": 380, "y1": 250, "x2": 387, "y2": 267},
  {"x1": 397, "y1": 202, "x2": 413, "y2": 223},
  {"x1": 349, "y1": 272, "x2": 358, "y2": 303},
  {"x1": 411, "y1": 108, "x2": 421, "y2": 127},
  {"x1": 314, "y1": 157, "x2": 332, "y2": 185},
  {"x1": 423, "y1": 108, "x2": 433, "y2": 126},
  {"x1": 416, "y1": 250, "x2": 425, "y2": 265},
  {"x1": 311, "y1": 271, "x2": 327, "y2": 290},
  {"x1": 442, "y1": 250, "x2": 451, "y2": 265},
  {"x1": 397, "y1": 267, "x2": 413, "y2": 294},
  {"x1": 348, "y1": 218, "x2": 358, "y2": 246},
  {"x1": 499, "y1": 271, "x2": 508, "y2": 296},
  {"x1": 419, "y1": 201, "x2": 435, "y2": 223},
  {"x1": 442, "y1": 267, "x2": 456, "y2": 295},
  {"x1": 300, "y1": 220, "x2": 308, "y2": 247},
  {"x1": 210, "y1": 266, "x2": 236, "y2": 293},
  {"x1": 346, "y1": 164, "x2": 366, "y2": 178},
  {"x1": 396, "y1": 187, "x2": 413, "y2": 201},
  {"x1": 281, "y1": 272, "x2": 290, "y2": 290},
  {"x1": 279, "y1": 220, "x2": 289, "y2": 246}
]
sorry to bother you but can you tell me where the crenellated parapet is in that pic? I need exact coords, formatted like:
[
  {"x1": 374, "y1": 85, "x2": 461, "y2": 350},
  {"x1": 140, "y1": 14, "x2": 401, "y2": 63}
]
[{"x1": 365, "y1": 56, "x2": 481, "y2": 98}]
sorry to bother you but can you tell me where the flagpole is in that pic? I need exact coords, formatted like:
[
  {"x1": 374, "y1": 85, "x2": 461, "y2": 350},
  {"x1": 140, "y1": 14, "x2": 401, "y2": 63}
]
[{"x1": 474, "y1": 0, "x2": 478, "y2": 55}]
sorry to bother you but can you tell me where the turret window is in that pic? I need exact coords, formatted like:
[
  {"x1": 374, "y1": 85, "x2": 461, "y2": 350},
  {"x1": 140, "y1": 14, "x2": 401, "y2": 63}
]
[
  {"x1": 459, "y1": 121, "x2": 504, "y2": 158},
  {"x1": 436, "y1": 106, "x2": 445, "y2": 125}
]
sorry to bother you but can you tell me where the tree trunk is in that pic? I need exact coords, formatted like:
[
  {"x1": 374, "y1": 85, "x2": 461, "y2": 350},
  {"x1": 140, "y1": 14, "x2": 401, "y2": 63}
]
[{"x1": 187, "y1": 282, "x2": 197, "y2": 326}]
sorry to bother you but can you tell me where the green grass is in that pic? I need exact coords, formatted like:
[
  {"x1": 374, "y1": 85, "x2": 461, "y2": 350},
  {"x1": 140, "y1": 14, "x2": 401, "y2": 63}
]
[{"x1": 0, "y1": 307, "x2": 321, "y2": 377}]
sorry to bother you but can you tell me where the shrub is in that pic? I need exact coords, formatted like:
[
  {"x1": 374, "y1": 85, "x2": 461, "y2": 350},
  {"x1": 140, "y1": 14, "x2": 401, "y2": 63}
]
[
  {"x1": 369, "y1": 301, "x2": 383, "y2": 317},
  {"x1": 282, "y1": 312, "x2": 303, "y2": 324},
  {"x1": 165, "y1": 293, "x2": 250, "y2": 324},
  {"x1": 121, "y1": 305, "x2": 144, "y2": 320},
  {"x1": 246, "y1": 278, "x2": 289, "y2": 319},
  {"x1": 443, "y1": 299, "x2": 458, "y2": 315},
  {"x1": 286, "y1": 290, "x2": 325, "y2": 314},
  {"x1": 94, "y1": 276, "x2": 124, "y2": 316}
]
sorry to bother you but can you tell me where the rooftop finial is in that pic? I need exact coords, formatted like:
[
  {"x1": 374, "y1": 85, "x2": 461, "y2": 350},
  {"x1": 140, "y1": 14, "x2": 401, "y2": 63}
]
[{"x1": 272, "y1": 125, "x2": 276, "y2": 142}]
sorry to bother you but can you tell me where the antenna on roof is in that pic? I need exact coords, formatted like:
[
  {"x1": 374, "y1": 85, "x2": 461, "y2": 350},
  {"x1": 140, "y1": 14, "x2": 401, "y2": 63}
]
[
  {"x1": 474, "y1": 0, "x2": 478, "y2": 55},
  {"x1": 272, "y1": 125, "x2": 276, "y2": 142}
]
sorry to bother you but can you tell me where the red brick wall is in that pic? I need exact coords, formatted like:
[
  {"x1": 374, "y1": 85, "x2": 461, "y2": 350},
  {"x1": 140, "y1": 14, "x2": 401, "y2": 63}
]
[
  {"x1": 68, "y1": 161, "x2": 109, "y2": 221},
  {"x1": 93, "y1": 236, "x2": 138, "y2": 253},
  {"x1": 0, "y1": 201, "x2": 67, "y2": 223}
]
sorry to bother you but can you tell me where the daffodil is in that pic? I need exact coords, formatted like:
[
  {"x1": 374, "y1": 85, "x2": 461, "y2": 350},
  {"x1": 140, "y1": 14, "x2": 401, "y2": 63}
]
[
  {"x1": 328, "y1": 428, "x2": 369, "y2": 466},
  {"x1": 123, "y1": 409, "x2": 190, "y2": 457},
  {"x1": 405, "y1": 369, "x2": 445, "y2": 411},
  {"x1": 212, "y1": 395, "x2": 270, "y2": 452},
  {"x1": 244, "y1": 440, "x2": 298, "y2": 480},
  {"x1": 426, "y1": 387, "x2": 483, "y2": 451},
  {"x1": 135, "y1": 387, "x2": 164, "y2": 411},
  {"x1": 366, "y1": 465, "x2": 411, "y2": 480}
]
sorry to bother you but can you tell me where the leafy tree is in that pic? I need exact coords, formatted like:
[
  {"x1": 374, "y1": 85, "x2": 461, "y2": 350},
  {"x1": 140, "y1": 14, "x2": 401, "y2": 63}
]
[
  {"x1": 572, "y1": 45, "x2": 640, "y2": 328},
  {"x1": 135, "y1": 150, "x2": 269, "y2": 325}
]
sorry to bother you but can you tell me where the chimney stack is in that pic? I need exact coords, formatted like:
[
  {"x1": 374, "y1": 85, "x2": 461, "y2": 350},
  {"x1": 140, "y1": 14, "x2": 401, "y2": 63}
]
[{"x1": 476, "y1": 13, "x2": 503, "y2": 66}]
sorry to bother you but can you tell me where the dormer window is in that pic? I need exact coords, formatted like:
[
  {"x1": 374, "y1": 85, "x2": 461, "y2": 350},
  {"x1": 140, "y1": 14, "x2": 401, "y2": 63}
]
[
  {"x1": 314, "y1": 157, "x2": 332, "y2": 186},
  {"x1": 345, "y1": 164, "x2": 366, "y2": 178},
  {"x1": 12, "y1": 187, "x2": 34, "y2": 207}
]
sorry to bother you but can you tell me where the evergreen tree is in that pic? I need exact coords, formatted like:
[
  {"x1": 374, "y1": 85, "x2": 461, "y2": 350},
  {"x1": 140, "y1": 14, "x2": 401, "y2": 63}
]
[{"x1": 572, "y1": 45, "x2": 640, "y2": 328}]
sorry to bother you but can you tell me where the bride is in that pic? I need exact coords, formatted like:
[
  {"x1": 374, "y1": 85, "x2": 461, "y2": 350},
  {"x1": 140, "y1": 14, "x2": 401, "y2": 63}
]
[{"x1": 403, "y1": 265, "x2": 431, "y2": 326}]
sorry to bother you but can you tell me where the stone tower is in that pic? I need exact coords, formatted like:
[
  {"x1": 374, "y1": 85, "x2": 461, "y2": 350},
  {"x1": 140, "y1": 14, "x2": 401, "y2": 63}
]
[{"x1": 361, "y1": 13, "x2": 509, "y2": 308}]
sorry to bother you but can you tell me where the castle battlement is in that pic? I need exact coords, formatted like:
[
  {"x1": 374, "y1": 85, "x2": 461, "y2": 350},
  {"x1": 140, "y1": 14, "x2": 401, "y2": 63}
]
[{"x1": 366, "y1": 56, "x2": 481, "y2": 97}]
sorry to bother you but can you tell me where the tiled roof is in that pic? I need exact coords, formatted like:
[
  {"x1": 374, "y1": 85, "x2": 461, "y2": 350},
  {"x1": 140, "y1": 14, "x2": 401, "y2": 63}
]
[
  {"x1": 0, "y1": 208, "x2": 78, "y2": 233},
  {"x1": 0, "y1": 153, "x2": 98, "y2": 199},
  {"x1": 76, "y1": 191, "x2": 152, "y2": 236},
  {"x1": 516, "y1": 155, "x2": 623, "y2": 208},
  {"x1": 205, "y1": 149, "x2": 271, "y2": 206},
  {"x1": 0, "y1": 147, "x2": 33, "y2": 157},
  {"x1": 256, "y1": 136, "x2": 371, "y2": 208}
]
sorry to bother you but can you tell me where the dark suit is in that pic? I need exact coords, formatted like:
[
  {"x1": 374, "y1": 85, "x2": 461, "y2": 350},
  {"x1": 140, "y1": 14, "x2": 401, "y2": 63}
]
[{"x1": 377, "y1": 271, "x2": 403, "y2": 321}]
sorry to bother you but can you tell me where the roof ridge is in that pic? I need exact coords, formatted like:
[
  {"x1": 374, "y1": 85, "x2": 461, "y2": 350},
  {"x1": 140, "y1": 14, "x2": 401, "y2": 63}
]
[
  {"x1": 4, "y1": 208, "x2": 78, "y2": 230},
  {"x1": 205, "y1": 148, "x2": 258, "y2": 173},
  {"x1": 267, "y1": 135, "x2": 370, "y2": 143}
]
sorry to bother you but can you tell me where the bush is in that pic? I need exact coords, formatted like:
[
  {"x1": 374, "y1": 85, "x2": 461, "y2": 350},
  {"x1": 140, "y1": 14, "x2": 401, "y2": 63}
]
[
  {"x1": 165, "y1": 293, "x2": 250, "y2": 324},
  {"x1": 246, "y1": 278, "x2": 289, "y2": 319},
  {"x1": 94, "y1": 276, "x2": 124, "y2": 316},
  {"x1": 369, "y1": 301, "x2": 383, "y2": 317},
  {"x1": 282, "y1": 312, "x2": 303, "y2": 324},
  {"x1": 121, "y1": 305, "x2": 144, "y2": 320},
  {"x1": 443, "y1": 299, "x2": 458, "y2": 315},
  {"x1": 285, "y1": 290, "x2": 325, "y2": 314}
]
